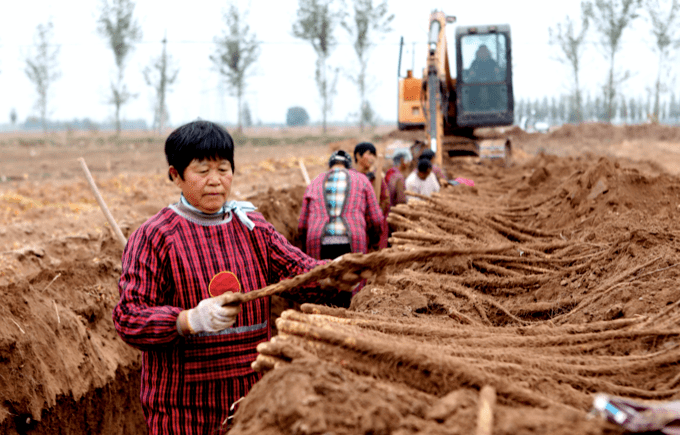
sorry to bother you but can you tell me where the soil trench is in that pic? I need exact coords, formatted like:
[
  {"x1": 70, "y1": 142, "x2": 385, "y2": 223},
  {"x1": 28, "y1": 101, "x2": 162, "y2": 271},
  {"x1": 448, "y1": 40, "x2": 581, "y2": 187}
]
[{"x1": 1, "y1": 123, "x2": 680, "y2": 434}]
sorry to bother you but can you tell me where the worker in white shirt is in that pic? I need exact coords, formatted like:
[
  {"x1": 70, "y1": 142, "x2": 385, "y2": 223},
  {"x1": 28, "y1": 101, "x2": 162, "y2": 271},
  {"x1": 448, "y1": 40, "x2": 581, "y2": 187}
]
[{"x1": 405, "y1": 158, "x2": 440, "y2": 201}]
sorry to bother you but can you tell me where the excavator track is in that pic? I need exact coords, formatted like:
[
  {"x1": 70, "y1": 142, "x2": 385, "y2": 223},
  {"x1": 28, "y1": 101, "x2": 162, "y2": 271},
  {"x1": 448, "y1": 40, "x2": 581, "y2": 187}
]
[{"x1": 442, "y1": 136, "x2": 512, "y2": 165}]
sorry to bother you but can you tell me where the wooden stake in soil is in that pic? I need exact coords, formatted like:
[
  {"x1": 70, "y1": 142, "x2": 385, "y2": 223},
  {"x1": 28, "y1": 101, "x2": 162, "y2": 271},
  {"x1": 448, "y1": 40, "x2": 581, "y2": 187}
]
[
  {"x1": 10, "y1": 318, "x2": 25, "y2": 334},
  {"x1": 78, "y1": 157, "x2": 127, "y2": 247},
  {"x1": 41, "y1": 273, "x2": 61, "y2": 292},
  {"x1": 372, "y1": 147, "x2": 384, "y2": 202},
  {"x1": 475, "y1": 385, "x2": 496, "y2": 435},
  {"x1": 298, "y1": 158, "x2": 311, "y2": 186},
  {"x1": 53, "y1": 300, "x2": 60, "y2": 324}
]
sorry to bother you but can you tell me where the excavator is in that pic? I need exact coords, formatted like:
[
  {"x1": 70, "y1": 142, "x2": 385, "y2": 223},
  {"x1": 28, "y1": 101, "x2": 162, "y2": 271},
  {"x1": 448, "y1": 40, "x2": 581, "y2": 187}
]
[{"x1": 397, "y1": 10, "x2": 514, "y2": 166}]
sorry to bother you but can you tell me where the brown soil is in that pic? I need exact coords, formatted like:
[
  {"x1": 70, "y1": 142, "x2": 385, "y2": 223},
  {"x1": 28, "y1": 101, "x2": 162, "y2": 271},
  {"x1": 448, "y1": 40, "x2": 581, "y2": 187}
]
[{"x1": 1, "y1": 123, "x2": 679, "y2": 434}]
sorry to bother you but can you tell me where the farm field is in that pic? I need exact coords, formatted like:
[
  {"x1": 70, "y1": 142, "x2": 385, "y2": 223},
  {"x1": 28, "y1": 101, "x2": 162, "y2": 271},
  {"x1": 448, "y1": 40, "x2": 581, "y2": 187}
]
[{"x1": 1, "y1": 122, "x2": 680, "y2": 434}]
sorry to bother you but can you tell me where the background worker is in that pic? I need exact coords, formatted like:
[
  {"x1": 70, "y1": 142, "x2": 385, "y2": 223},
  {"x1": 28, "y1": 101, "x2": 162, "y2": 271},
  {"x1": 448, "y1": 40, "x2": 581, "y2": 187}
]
[
  {"x1": 113, "y1": 120, "x2": 362, "y2": 435},
  {"x1": 298, "y1": 150, "x2": 384, "y2": 301},
  {"x1": 354, "y1": 142, "x2": 390, "y2": 249},
  {"x1": 406, "y1": 158, "x2": 441, "y2": 201},
  {"x1": 419, "y1": 148, "x2": 449, "y2": 185},
  {"x1": 299, "y1": 150, "x2": 383, "y2": 260},
  {"x1": 385, "y1": 149, "x2": 411, "y2": 208}
]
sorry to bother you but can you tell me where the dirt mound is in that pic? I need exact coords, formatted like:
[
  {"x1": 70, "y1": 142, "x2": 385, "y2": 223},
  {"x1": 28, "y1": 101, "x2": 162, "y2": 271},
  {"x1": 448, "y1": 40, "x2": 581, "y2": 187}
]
[
  {"x1": 505, "y1": 153, "x2": 680, "y2": 231},
  {"x1": 0, "y1": 231, "x2": 145, "y2": 433},
  {"x1": 247, "y1": 185, "x2": 306, "y2": 249},
  {"x1": 549, "y1": 122, "x2": 680, "y2": 142}
]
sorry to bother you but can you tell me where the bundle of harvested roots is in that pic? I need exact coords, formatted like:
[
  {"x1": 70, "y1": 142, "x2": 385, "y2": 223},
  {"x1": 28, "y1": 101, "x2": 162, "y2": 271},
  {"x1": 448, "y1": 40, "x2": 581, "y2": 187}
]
[
  {"x1": 252, "y1": 304, "x2": 680, "y2": 411},
  {"x1": 216, "y1": 242, "x2": 517, "y2": 306}
]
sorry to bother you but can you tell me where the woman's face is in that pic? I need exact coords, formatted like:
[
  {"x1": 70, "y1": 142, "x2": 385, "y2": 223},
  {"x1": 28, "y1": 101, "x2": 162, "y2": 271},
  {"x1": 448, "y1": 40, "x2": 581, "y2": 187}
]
[
  {"x1": 170, "y1": 158, "x2": 233, "y2": 214},
  {"x1": 356, "y1": 151, "x2": 376, "y2": 173}
]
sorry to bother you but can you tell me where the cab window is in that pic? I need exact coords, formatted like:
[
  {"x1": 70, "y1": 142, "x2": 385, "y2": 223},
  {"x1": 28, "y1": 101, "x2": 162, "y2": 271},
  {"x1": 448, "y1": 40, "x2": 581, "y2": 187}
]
[{"x1": 460, "y1": 33, "x2": 507, "y2": 84}]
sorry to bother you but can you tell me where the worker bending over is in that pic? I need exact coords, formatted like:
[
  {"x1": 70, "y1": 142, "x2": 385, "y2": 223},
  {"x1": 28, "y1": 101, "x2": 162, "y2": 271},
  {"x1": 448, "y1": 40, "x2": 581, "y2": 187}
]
[
  {"x1": 298, "y1": 150, "x2": 384, "y2": 302},
  {"x1": 406, "y1": 158, "x2": 441, "y2": 201}
]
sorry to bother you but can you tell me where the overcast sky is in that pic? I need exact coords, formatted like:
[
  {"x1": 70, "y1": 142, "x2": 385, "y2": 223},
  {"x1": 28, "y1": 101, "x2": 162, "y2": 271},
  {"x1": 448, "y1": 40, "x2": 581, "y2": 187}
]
[{"x1": 0, "y1": 0, "x2": 666, "y2": 128}]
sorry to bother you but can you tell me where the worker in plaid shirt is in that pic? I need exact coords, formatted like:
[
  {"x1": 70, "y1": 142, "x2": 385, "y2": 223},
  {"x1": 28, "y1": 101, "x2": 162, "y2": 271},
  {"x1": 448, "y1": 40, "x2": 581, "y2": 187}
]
[
  {"x1": 298, "y1": 149, "x2": 383, "y2": 266},
  {"x1": 113, "y1": 121, "x2": 359, "y2": 435}
]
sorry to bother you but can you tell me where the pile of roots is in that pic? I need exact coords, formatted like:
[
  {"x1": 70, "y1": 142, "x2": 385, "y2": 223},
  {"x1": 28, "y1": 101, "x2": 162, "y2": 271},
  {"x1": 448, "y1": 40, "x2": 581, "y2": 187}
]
[
  {"x1": 233, "y1": 302, "x2": 679, "y2": 434},
  {"x1": 230, "y1": 154, "x2": 680, "y2": 435}
]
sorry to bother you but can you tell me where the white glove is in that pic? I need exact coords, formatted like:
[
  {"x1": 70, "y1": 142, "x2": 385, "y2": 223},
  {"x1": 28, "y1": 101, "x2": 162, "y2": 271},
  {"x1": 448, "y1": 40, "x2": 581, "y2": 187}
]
[{"x1": 187, "y1": 296, "x2": 241, "y2": 334}]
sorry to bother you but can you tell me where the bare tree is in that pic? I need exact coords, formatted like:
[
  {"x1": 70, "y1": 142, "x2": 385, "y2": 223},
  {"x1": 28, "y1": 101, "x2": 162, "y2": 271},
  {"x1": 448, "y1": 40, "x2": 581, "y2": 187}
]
[
  {"x1": 242, "y1": 102, "x2": 253, "y2": 127},
  {"x1": 24, "y1": 20, "x2": 61, "y2": 133},
  {"x1": 549, "y1": 5, "x2": 590, "y2": 122},
  {"x1": 97, "y1": 0, "x2": 142, "y2": 134},
  {"x1": 210, "y1": 3, "x2": 260, "y2": 133},
  {"x1": 293, "y1": 0, "x2": 340, "y2": 133},
  {"x1": 341, "y1": 0, "x2": 393, "y2": 132},
  {"x1": 144, "y1": 35, "x2": 179, "y2": 134},
  {"x1": 645, "y1": 0, "x2": 680, "y2": 121},
  {"x1": 583, "y1": 0, "x2": 641, "y2": 122}
]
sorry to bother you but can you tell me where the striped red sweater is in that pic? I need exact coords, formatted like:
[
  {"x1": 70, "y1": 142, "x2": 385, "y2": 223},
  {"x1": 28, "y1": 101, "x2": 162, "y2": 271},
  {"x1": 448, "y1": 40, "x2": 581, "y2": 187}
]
[
  {"x1": 113, "y1": 202, "x2": 326, "y2": 434},
  {"x1": 298, "y1": 168, "x2": 384, "y2": 259}
]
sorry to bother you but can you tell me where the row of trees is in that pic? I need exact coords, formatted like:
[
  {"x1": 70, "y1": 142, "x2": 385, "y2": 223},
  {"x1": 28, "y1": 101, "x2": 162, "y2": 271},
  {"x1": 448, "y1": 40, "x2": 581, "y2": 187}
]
[
  {"x1": 291, "y1": 0, "x2": 393, "y2": 133},
  {"x1": 516, "y1": 92, "x2": 680, "y2": 126},
  {"x1": 549, "y1": 0, "x2": 680, "y2": 123},
  {"x1": 15, "y1": 0, "x2": 394, "y2": 135},
  {"x1": 17, "y1": 0, "x2": 175, "y2": 134},
  {"x1": 16, "y1": 1, "x2": 678, "y2": 134},
  {"x1": 211, "y1": 0, "x2": 394, "y2": 133}
]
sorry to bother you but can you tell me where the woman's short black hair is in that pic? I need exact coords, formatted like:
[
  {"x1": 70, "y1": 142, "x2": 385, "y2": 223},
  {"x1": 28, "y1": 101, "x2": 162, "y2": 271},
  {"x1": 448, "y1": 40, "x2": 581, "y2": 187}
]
[
  {"x1": 353, "y1": 142, "x2": 377, "y2": 162},
  {"x1": 165, "y1": 120, "x2": 235, "y2": 180},
  {"x1": 420, "y1": 148, "x2": 435, "y2": 161},
  {"x1": 417, "y1": 158, "x2": 432, "y2": 173}
]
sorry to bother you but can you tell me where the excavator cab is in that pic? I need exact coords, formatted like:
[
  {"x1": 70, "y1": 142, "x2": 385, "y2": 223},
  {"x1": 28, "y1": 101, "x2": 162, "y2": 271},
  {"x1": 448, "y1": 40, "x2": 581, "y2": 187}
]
[{"x1": 455, "y1": 25, "x2": 514, "y2": 128}]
